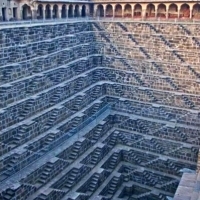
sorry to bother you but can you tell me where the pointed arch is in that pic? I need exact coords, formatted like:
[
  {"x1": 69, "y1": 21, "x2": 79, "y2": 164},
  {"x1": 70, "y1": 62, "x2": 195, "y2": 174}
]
[
  {"x1": 81, "y1": 5, "x2": 86, "y2": 17},
  {"x1": 157, "y1": 4, "x2": 166, "y2": 18},
  {"x1": 61, "y1": 5, "x2": 67, "y2": 18},
  {"x1": 37, "y1": 4, "x2": 43, "y2": 19},
  {"x1": 106, "y1": 4, "x2": 113, "y2": 17},
  {"x1": 134, "y1": 4, "x2": 142, "y2": 17},
  {"x1": 45, "y1": 4, "x2": 51, "y2": 19},
  {"x1": 168, "y1": 4, "x2": 178, "y2": 18},
  {"x1": 193, "y1": 4, "x2": 200, "y2": 18},
  {"x1": 115, "y1": 4, "x2": 122, "y2": 17},
  {"x1": 124, "y1": 4, "x2": 132, "y2": 18},
  {"x1": 68, "y1": 4, "x2": 73, "y2": 18},
  {"x1": 74, "y1": 5, "x2": 80, "y2": 17},
  {"x1": 22, "y1": 4, "x2": 31, "y2": 20},
  {"x1": 180, "y1": 4, "x2": 190, "y2": 18},
  {"x1": 96, "y1": 4, "x2": 104, "y2": 17},
  {"x1": 53, "y1": 4, "x2": 58, "y2": 18},
  {"x1": 146, "y1": 4, "x2": 155, "y2": 18}
]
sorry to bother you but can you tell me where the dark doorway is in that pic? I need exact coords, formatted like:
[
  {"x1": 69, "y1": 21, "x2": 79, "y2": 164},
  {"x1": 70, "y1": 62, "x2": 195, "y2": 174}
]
[
  {"x1": 68, "y1": 5, "x2": 73, "y2": 18},
  {"x1": 37, "y1": 5, "x2": 43, "y2": 19},
  {"x1": 13, "y1": 8, "x2": 17, "y2": 19},
  {"x1": 61, "y1": 5, "x2": 67, "y2": 18},
  {"x1": 2, "y1": 8, "x2": 6, "y2": 21},
  {"x1": 46, "y1": 5, "x2": 51, "y2": 19},
  {"x1": 74, "y1": 5, "x2": 80, "y2": 17},
  {"x1": 82, "y1": 5, "x2": 86, "y2": 17},
  {"x1": 22, "y1": 4, "x2": 31, "y2": 20}
]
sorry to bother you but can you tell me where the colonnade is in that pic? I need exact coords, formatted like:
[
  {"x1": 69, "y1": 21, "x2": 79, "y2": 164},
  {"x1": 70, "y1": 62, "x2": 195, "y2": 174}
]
[
  {"x1": 21, "y1": 3, "x2": 89, "y2": 20},
  {"x1": 94, "y1": 3, "x2": 200, "y2": 19},
  {"x1": 3, "y1": 2, "x2": 200, "y2": 21}
]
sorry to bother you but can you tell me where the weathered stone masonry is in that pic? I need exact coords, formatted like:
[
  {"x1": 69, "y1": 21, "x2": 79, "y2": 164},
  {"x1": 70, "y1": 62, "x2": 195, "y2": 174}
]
[{"x1": 0, "y1": 20, "x2": 200, "y2": 200}]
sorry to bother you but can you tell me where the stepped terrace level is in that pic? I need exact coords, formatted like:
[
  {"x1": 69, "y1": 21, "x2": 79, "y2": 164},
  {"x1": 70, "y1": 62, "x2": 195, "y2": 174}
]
[{"x1": 0, "y1": 20, "x2": 200, "y2": 200}]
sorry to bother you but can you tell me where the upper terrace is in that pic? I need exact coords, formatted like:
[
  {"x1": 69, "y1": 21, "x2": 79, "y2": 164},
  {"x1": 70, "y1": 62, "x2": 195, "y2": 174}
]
[{"x1": 1, "y1": 0, "x2": 200, "y2": 21}]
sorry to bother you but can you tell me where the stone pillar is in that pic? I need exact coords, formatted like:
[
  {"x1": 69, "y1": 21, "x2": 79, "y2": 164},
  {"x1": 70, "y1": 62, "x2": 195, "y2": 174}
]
[
  {"x1": 190, "y1": 9, "x2": 192, "y2": 19},
  {"x1": 86, "y1": 7, "x2": 89, "y2": 17},
  {"x1": 103, "y1": 5, "x2": 106, "y2": 18},
  {"x1": 166, "y1": 10, "x2": 169, "y2": 19},
  {"x1": 66, "y1": 8, "x2": 68, "y2": 18},
  {"x1": 178, "y1": 9, "x2": 180, "y2": 18},
  {"x1": 19, "y1": 9, "x2": 23, "y2": 20},
  {"x1": 43, "y1": 9, "x2": 45, "y2": 19},
  {"x1": 131, "y1": 6, "x2": 133, "y2": 18},
  {"x1": 58, "y1": 8, "x2": 62, "y2": 18},
  {"x1": 155, "y1": 9, "x2": 157, "y2": 18},
  {"x1": 142, "y1": 9, "x2": 146, "y2": 19},
  {"x1": 31, "y1": 9, "x2": 37, "y2": 19}
]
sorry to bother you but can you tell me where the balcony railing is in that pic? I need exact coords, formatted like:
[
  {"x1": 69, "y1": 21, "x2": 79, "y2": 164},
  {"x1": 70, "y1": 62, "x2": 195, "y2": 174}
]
[{"x1": 1, "y1": 17, "x2": 200, "y2": 27}]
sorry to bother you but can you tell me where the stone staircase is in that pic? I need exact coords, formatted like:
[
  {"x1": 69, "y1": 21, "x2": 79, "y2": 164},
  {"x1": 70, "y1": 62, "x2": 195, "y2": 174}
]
[{"x1": 178, "y1": 24, "x2": 200, "y2": 48}]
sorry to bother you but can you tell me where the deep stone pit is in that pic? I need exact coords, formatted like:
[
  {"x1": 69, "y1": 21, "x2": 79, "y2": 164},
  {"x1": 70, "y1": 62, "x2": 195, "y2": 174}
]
[{"x1": 0, "y1": 20, "x2": 200, "y2": 200}]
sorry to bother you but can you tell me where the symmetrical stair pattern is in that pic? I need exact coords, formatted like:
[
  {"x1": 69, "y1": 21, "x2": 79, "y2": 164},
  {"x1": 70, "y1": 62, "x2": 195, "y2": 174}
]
[{"x1": 0, "y1": 20, "x2": 199, "y2": 200}]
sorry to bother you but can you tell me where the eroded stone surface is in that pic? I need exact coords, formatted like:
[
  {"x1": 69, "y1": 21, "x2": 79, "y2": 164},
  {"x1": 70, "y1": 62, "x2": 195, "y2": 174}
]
[{"x1": 0, "y1": 21, "x2": 200, "y2": 200}]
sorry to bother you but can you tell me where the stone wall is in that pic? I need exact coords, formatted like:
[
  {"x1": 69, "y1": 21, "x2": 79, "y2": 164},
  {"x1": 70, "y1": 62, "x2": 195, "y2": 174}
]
[{"x1": 0, "y1": 21, "x2": 199, "y2": 200}]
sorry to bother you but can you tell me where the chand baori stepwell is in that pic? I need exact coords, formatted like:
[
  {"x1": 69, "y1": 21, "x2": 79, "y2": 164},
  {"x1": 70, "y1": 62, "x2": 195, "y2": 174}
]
[{"x1": 1, "y1": 0, "x2": 200, "y2": 199}]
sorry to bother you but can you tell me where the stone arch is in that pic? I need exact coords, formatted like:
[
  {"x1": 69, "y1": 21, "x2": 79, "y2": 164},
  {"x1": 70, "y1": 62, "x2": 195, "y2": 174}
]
[
  {"x1": 168, "y1": 4, "x2": 178, "y2": 18},
  {"x1": 180, "y1": 4, "x2": 190, "y2": 18},
  {"x1": 45, "y1": 4, "x2": 51, "y2": 19},
  {"x1": 81, "y1": 5, "x2": 86, "y2": 17},
  {"x1": 37, "y1": 4, "x2": 43, "y2": 19},
  {"x1": 146, "y1": 4, "x2": 155, "y2": 18},
  {"x1": 157, "y1": 4, "x2": 166, "y2": 18},
  {"x1": 61, "y1": 5, "x2": 67, "y2": 18},
  {"x1": 134, "y1": 4, "x2": 142, "y2": 17},
  {"x1": 115, "y1": 4, "x2": 122, "y2": 17},
  {"x1": 193, "y1": 4, "x2": 200, "y2": 18},
  {"x1": 106, "y1": 4, "x2": 113, "y2": 17},
  {"x1": 124, "y1": 4, "x2": 132, "y2": 18},
  {"x1": 53, "y1": 4, "x2": 58, "y2": 18},
  {"x1": 68, "y1": 4, "x2": 73, "y2": 18},
  {"x1": 22, "y1": 4, "x2": 31, "y2": 20},
  {"x1": 74, "y1": 5, "x2": 80, "y2": 17},
  {"x1": 96, "y1": 4, "x2": 104, "y2": 17}
]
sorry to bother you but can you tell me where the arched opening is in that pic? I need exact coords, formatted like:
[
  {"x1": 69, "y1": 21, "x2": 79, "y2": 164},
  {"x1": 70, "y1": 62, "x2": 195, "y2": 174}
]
[
  {"x1": 157, "y1": 4, "x2": 166, "y2": 18},
  {"x1": 168, "y1": 4, "x2": 178, "y2": 18},
  {"x1": 74, "y1": 5, "x2": 80, "y2": 17},
  {"x1": 193, "y1": 4, "x2": 200, "y2": 18},
  {"x1": 53, "y1": 5, "x2": 58, "y2": 18},
  {"x1": 180, "y1": 4, "x2": 190, "y2": 18},
  {"x1": 82, "y1": 5, "x2": 86, "y2": 17},
  {"x1": 96, "y1": 5, "x2": 104, "y2": 17},
  {"x1": 45, "y1": 4, "x2": 51, "y2": 19},
  {"x1": 124, "y1": 4, "x2": 132, "y2": 18},
  {"x1": 37, "y1": 4, "x2": 43, "y2": 19},
  {"x1": 106, "y1": 4, "x2": 113, "y2": 17},
  {"x1": 134, "y1": 4, "x2": 142, "y2": 17},
  {"x1": 146, "y1": 4, "x2": 155, "y2": 18},
  {"x1": 22, "y1": 4, "x2": 31, "y2": 20},
  {"x1": 115, "y1": 4, "x2": 122, "y2": 18},
  {"x1": 68, "y1": 4, "x2": 73, "y2": 18},
  {"x1": 61, "y1": 5, "x2": 67, "y2": 18}
]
